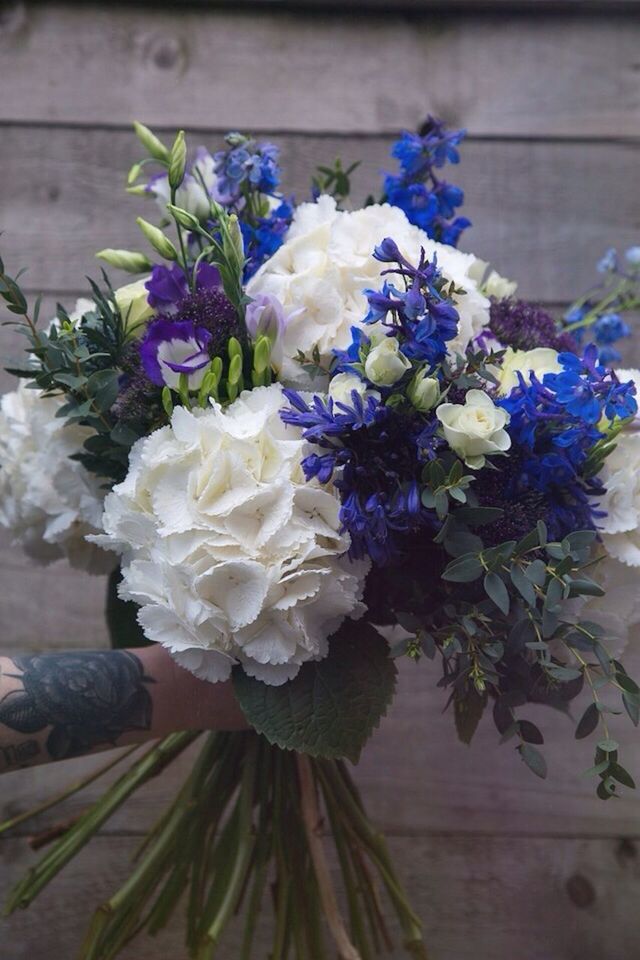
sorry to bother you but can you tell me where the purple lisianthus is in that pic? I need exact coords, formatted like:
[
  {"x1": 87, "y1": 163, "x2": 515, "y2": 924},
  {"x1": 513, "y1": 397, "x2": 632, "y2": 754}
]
[
  {"x1": 140, "y1": 318, "x2": 213, "y2": 389},
  {"x1": 145, "y1": 262, "x2": 220, "y2": 310}
]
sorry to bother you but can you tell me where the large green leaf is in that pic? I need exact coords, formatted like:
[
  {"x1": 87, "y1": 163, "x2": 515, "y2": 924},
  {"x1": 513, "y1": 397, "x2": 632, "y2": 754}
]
[{"x1": 232, "y1": 621, "x2": 397, "y2": 763}]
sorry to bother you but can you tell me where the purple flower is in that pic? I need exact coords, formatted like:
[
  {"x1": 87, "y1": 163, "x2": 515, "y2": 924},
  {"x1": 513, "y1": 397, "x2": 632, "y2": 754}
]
[
  {"x1": 145, "y1": 262, "x2": 220, "y2": 310},
  {"x1": 245, "y1": 293, "x2": 288, "y2": 343},
  {"x1": 140, "y1": 318, "x2": 213, "y2": 389}
]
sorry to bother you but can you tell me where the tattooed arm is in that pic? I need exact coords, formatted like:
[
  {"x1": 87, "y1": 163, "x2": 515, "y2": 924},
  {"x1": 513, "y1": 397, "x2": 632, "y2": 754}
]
[{"x1": 0, "y1": 645, "x2": 247, "y2": 773}]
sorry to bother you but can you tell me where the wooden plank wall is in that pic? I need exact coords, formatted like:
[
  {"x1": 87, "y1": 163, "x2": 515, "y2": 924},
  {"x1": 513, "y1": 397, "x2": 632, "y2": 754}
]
[{"x1": 1, "y1": 3, "x2": 640, "y2": 957}]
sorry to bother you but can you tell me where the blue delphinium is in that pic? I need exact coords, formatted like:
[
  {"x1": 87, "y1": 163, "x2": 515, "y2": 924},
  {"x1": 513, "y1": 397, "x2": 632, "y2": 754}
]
[
  {"x1": 563, "y1": 244, "x2": 639, "y2": 363},
  {"x1": 208, "y1": 134, "x2": 294, "y2": 279},
  {"x1": 282, "y1": 238, "x2": 459, "y2": 563},
  {"x1": 498, "y1": 345, "x2": 637, "y2": 538},
  {"x1": 383, "y1": 117, "x2": 471, "y2": 246},
  {"x1": 281, "y1": 389, "x2": 438, "y2": 565},
  {"x1": 335, "y1": 238, "x2": 459, "y2": 373}
]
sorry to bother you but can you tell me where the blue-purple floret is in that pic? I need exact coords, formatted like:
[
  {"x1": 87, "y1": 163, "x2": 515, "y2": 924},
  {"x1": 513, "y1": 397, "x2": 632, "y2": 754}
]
[
  {"x1": 498, "y1": 344, "x2": 637, "y2": 538},
  {"x1": 145, "y1": 262, "x2": 220, "y2": 310},
  {"x1": 281, "y1": 389, "x2": 437, "y2": 565},
  {"x1": 384, "y1": 117, "x2": 470, "y2": 246},
  {"x1": 357, "y1": 239, "x2": 459, "y2": 369}
]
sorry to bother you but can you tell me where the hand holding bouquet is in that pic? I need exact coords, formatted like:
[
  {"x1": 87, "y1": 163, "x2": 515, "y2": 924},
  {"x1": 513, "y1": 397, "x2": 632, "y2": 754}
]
[{"x1": 1, "y1": 118, "x2": 639, "y2": 958}]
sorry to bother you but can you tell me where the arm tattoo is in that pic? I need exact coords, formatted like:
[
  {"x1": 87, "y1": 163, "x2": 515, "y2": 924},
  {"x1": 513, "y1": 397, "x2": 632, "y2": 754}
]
[
  {"x1": 2, "y1": 740, "x2": 40, "y2": 768},
  {"x1": 0, "y1": 651, "x2": 154, "y2": 761}
]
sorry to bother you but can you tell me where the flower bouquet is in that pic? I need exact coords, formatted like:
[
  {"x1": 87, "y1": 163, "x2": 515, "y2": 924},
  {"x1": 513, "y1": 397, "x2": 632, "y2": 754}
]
[{"x1": 1, "y1": 117, "x2": 640, "y2": 959}]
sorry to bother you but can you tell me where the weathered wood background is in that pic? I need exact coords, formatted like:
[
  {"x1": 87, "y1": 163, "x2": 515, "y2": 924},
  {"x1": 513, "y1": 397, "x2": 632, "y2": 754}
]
[{"x1": 1, "y1": 2, "x2": 640, "y2": 957}]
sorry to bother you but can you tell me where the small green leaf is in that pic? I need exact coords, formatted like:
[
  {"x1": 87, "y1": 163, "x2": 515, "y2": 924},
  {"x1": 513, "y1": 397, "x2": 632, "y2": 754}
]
[
  {"x1": 454, "y1": 689, "x2": 487, "y2": 745},
  {"x1": 510, "y1": 565, "x2": 537, "y2": 606},
  {"x1": 597, "y1": 738, "x2": 619, "y2": 754},
  {"x1": 484, "y1": 571, "x2": 510, "y2": 615},
  {"x1": 518, "y1": 743, "x2": 547, "y2": 779},
  {"x1": 575, "y1": 702, "x2": 599, "y2": 739},
  {"x1": 442, "y1": 554, "x2": 483, "y2": 583},
  {"x1": 519, "y1": 720, "x2": 544, "y2": 745}
]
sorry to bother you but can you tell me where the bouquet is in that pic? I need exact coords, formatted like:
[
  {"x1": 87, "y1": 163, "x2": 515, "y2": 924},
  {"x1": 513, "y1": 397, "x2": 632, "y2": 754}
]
[{"x1": 1, "y1": 117, "x2": 640, "y2": 959}]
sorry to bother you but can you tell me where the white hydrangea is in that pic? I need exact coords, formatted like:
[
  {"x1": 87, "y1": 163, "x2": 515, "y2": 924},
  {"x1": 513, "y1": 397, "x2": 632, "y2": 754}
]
[
  {"x1": 0, "y1": 382, "x2": 112, "y2": 573},
  {"x1": 247, "y1": 196, "x2": 490, "y2": 385},
  {"x1": 598, "y1": 429, "x2": 640, "y2": 566},
  {"x1": 90, "y1": 384, "x2": 368, "y2": 685}
]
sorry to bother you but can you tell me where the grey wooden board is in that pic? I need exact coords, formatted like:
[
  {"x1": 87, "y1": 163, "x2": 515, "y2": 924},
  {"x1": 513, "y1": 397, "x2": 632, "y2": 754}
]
[
  {"x1": 1, "y1": 4, "x2": 640, "y2": 138},
  {"x1": 1, "y1": 126, "x2": 639, "y2": 303},
  {"x1": 1, "y1": 833, "x2": 639, "y2": 960}
]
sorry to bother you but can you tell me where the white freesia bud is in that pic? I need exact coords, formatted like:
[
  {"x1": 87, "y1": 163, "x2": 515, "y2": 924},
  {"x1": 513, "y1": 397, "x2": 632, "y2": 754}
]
[
  {"x1": 407, "y1": 369, "x2": 440, "y2": 411},
  {"x1": 436, "y1": 389, "x2": 511, "y2": 469},
  {"x1": 498, "y1": 347, "x2": 562, "y2": 395},
  {"x1": 328, "y1": 373, "x2": 380, "y2": 407},
  {"x1": 484, "y1": 270, "x2": 518, "y2": 299},
  {"x1": 114, "y1": 278, "x2": 155, "y2": 333},
  {"x1": 364, "y1": 337, "x2": 411, "y2": 387}
]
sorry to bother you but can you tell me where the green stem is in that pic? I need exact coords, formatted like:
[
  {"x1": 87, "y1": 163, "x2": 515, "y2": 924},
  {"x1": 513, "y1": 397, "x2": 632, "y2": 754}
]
[
  {"x1": 0, "y1": 744, "x2": 141, "y2": 836},
  {"x1": 4, "y1": 732, "x2": 198, "y2": 915}
]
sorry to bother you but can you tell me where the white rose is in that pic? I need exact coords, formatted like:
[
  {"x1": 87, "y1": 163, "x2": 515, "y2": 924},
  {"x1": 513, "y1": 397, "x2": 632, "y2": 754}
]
[
  {"x1": 364, "y1": 337, "x2": 411, "y2": 387},
  {"x1": 498, "y1": 347, "x2": 562, "y2": 395},
  {"x1": 436, "y1": 389, "x2": 511, "y2": 469},
  {"x1": 114, "y1": 278, "x2": 155, "y2": 333},
  {"x1": 90, "y1": 384, "x2": 368, "y2": 685},
  {"x1": 328, "y1": 373, "x2": 380, "y2": 407},
  {"x1": 248, "y1": 198, "x2": 490, "y2": 385},
  {"x1": 407, "y1": 369, "x2": 440, "y2": 412},
  {"x1": 0, "y1": 382, "x2": 112, "y2": 573}
]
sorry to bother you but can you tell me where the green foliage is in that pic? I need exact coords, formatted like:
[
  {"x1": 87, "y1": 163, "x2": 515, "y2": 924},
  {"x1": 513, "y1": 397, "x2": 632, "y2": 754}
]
[
  {"x1": 312, "y1": 157, "x2": 361, "y2": 205},
  {"x1": 393, "y1": 509, "x2": 639, "y2": 797},
  {"x1": 232, "y1": 622, "x2": 397, "y2": 763}
]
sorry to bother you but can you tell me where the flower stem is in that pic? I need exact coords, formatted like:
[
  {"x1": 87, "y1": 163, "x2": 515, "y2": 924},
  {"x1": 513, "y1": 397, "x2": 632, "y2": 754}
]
[{"x1": 297, "y1": 754, "x2": 362, "y2": 960}]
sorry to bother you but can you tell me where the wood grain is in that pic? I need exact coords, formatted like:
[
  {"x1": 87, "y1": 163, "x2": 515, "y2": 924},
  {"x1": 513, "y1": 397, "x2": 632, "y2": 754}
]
[
  {"x1": 1, "y1": 4, "x2": 640, "y2": 137},
  {"x1": 1, "y1": 833, "x2": 639, "y2": 960},
  {"x1": 1, "y1": 126, "x2": 638, "y2": 303}
]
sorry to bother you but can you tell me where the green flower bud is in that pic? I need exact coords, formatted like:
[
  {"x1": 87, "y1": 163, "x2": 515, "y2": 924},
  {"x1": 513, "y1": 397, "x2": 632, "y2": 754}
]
[
  {"x1": 127, "y1": 162, "x2": 143, "y2": 185},
  {"x1": 166, "y1": 204, "x2": 201, "y2": 232},
  {"x1": 136, "y1": 218, "x2": 179, "y2": 262},
  {"x1": 228, "y1": 337, "x2": 243, "y2": 362},
  {"x1": 168, "y1": 130, "x2": 187, "y2": 191},
  {"x1": 133, "y1": 121, "x2": 170, "y2": 162},
  {"x1": 95, "y1": 248, "x2": 153, "y2": 273},
  {"x1": 228, "y1": 352, "x2": 243, "y2": 385},
  {"x1": 253, "y1": 335, "x2": 271, "y2": 375},
  {"x1": 126, "y1": 184, "x2": 149, "y2": 198},
  {"x1": 408, "y1": 369, "x2": 441, "y2": 412},
  {"x1": 161, "y1": 386, "x2": 173, "y2": 418}
]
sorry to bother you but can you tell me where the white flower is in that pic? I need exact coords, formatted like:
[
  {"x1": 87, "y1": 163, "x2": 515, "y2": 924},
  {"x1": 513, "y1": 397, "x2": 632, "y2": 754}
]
[
  {"x1": 467, "y1": 258, "x2": 518, "y2": 299},
  {"x1": 0, "y1": 382, "x2": 112, "y2": 573},
  {"x1": 598, "y1": 430, "x2": 640, "y2": 566},
  {"x1": 114, "y1": 278, "x2": 155, "y2": 333},
  {"x1": 91, "y1": 384, "x2": 368, "y2": 685},
  {"x1": 497, "y1": 347, "x2": 562, "y2": 395},
  {"x1": 247, "y1": 197, "x2": 490, "y2": 385},
  {"x1": 328, "y1": 373, "x2": 380, "y2": 407},
  {"x1": 364, "y1": 336, "x2": 411, "y2": 386},
  {"x1": 436, "y1": 389, "x2": 511, "y2": 469},
  {"x1": 407, "y1": 369, "x2": 440, "y2": 412}
]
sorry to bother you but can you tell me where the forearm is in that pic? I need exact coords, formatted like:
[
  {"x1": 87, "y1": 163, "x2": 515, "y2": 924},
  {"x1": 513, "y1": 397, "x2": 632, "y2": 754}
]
[{"x1": 0, "y1": 645, "x2": 247, "y2": 773}]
